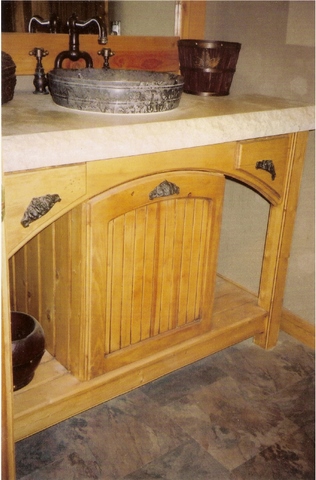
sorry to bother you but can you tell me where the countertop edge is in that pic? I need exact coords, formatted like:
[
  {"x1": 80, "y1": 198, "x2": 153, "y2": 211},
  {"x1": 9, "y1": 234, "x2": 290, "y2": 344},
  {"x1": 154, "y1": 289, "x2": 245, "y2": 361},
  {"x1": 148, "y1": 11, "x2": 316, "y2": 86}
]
[{"x1": 3, "y1": 103, "x2": 315, "y2": 174}]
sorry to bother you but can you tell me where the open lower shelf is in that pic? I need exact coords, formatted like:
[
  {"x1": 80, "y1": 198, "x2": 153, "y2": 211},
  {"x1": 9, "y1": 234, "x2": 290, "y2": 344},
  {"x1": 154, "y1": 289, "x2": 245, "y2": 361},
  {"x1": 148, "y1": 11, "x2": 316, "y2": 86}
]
[{"x1": 13, "y1": 275, "x2": 267, "y2": 442}]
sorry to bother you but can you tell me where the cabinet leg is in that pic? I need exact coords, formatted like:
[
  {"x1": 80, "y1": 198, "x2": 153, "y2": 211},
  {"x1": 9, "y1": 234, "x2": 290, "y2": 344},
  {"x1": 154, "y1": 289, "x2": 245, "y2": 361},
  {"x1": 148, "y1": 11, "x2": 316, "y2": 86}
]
[
  {"x1": 253, "y1": 322, "x2": 279, "y2": 349},
  {"x1": 257, "y1": 132, "x2": 308, "y2": 350}
]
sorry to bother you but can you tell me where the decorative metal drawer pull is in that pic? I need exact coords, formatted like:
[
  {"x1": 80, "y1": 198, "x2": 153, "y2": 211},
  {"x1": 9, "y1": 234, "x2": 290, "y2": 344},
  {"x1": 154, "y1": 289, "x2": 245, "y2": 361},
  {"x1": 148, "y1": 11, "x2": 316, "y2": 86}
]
[
  {"x1": 255, "y1": 160, "x2": 276, "y2": 181},
  {"x1": 149, "y1": 180, "x2": 180, "y2": 200},
  {"x1": 21, "y1": 194, "x2": 61, "y2": 227}
]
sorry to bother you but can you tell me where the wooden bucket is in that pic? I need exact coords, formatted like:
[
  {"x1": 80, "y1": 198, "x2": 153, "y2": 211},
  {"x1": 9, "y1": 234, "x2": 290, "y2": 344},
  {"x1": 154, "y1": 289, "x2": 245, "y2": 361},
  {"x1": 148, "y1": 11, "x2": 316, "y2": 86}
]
[{"x1": 178, "y1": 40, "x2": 241, "y2": 96}]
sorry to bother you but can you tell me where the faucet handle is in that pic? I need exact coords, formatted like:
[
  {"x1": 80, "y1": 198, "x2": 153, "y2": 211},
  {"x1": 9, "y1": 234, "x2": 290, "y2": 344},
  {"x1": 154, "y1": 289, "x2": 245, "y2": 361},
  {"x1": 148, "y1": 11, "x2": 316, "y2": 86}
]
[
  {"x1": 29, "y1": 48, "x2": 49, "y2": 94},
  {"x1": 29, "y1": 47, "x2": 49, "y2": 59},
  {"x1": 98, "y1": 48, "x2": 115, "y2": 69}
]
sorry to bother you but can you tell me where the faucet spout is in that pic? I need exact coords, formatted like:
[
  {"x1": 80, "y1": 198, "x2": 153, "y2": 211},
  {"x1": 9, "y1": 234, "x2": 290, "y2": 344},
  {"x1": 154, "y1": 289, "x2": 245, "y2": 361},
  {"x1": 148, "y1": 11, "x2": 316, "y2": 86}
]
[
  {"x1": 54, "y1": 13, "x2": 108, "y2": 69},
  {"x1": 28, "y1": 14, "x2": 60, "y2": 33},
  {"x1": 78, "y1": 16, "x2": 108, "y2": 45}
]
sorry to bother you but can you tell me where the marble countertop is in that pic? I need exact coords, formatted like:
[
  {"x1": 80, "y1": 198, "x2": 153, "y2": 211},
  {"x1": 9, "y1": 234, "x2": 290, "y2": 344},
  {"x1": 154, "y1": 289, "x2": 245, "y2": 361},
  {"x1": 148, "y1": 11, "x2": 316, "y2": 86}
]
[{"x1": 2, "y1": 76, "x2": 314, "y2": 173}]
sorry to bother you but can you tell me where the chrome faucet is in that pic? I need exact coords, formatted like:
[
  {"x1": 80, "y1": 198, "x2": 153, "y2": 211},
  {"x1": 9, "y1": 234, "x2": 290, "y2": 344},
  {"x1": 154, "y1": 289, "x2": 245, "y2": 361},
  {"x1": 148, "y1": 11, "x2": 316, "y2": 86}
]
[
  {"x1": 28, "y1": 14, "x2": 60, "y2": 33},
  {"x1": 54, "y1": 13, "x2": 108, "y2": 69}
]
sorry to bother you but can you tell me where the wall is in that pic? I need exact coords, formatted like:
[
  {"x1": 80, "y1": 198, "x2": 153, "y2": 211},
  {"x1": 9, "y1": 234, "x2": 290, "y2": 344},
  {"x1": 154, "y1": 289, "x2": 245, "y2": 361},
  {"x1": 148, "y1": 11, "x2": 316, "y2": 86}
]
[{"x1": 205, "y1": 1, "x2": 315, "y2": 323}]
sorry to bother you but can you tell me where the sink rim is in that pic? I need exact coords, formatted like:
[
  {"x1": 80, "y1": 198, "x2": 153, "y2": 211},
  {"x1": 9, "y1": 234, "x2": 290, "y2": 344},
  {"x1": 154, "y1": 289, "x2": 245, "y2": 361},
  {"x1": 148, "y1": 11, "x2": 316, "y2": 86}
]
[{"x1": 47, "y1": 68, "x2": 184, "y2": 89}]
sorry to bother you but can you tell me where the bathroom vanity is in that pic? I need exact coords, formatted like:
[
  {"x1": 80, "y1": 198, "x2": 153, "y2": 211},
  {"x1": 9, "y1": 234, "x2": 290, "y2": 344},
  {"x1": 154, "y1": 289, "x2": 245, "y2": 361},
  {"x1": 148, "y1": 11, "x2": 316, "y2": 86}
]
[{"x1": 2, "y1": 80, "x2": 313, "y2": 449}]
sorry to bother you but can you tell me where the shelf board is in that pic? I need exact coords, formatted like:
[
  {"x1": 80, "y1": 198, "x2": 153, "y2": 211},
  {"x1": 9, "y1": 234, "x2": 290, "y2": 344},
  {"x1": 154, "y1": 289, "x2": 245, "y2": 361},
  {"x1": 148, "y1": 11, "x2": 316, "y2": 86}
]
[{"x1": 13, "y1": 275, "x2": 267, "y2": 441}]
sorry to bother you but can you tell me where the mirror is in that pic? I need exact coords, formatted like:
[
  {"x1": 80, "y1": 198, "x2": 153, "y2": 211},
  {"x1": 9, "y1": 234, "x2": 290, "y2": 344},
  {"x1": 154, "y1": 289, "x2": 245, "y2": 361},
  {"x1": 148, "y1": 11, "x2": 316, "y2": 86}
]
[
  {"x1": 1, "y1": 1, "x2": 176, "y2": 36},
  {"x1": 108, "y1": 1, "x2": 175, "y2": 36}
]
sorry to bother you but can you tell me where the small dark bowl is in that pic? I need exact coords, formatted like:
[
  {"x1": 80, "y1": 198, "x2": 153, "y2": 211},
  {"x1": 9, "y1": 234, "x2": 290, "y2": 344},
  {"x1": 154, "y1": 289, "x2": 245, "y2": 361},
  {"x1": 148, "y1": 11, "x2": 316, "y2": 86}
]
[{"x1": 11, "y1": 311, "x2": 45, "y2": 391}]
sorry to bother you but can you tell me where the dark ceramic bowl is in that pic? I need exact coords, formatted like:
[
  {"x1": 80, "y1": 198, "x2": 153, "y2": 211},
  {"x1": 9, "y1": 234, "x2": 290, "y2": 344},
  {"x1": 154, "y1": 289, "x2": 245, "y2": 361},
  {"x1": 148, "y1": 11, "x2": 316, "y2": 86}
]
[
  {"x1": 2, "y1": 51, "x2": 16, "y2": 104},
  {"x1": 11, "y1": 311, "x2": 45, "y2": 391}
]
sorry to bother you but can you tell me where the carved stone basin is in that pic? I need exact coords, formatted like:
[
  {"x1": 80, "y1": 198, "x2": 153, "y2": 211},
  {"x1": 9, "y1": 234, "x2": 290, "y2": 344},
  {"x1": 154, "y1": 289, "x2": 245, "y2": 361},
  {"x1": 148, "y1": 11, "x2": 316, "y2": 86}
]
[{"x1": 47, "y1": 68, "x2": 184, "y2": 114}]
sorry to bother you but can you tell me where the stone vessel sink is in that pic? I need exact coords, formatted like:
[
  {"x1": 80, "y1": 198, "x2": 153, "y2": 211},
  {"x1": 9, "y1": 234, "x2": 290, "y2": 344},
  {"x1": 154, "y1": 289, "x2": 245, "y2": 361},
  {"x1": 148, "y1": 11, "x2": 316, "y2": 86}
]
[{"x1": 47, "y1": 68, "x2": 184, "y2": 114}]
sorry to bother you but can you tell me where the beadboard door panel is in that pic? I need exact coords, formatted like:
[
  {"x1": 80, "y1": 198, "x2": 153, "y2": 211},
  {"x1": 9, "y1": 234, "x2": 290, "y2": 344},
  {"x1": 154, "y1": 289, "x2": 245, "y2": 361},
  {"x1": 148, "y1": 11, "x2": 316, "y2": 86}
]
[{"x1": 86, "y1": 171, "x2": 225, "y2": 379}]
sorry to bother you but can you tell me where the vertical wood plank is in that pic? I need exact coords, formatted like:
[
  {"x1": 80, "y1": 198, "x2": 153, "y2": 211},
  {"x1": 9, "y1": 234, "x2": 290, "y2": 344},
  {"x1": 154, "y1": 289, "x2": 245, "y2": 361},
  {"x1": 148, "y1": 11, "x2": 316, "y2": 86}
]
[
  {"x1": 131, "y1": 206, "x2": 147, "y2": 344},
  {"x1": 178, "y1": 199, "x2": 195, "y2": 325},
  {"x1": 170, "y1": 199, "x2": 186, "y2": 328},
  {"x1": 38, "y1": 224, "x2": 56, "y2": 355},
  {"x1": 121, "y1": 210, "x2": 135, "y2": 348},
  {"x1": 157, "y1": 200, "x2": 175, "y2": 333},
  {"x1": 194, "y1": 200, "x2": 211, "y2": 320},
  {"x1": 26, "y1": 234, "x2": 40, "y2": 321},
  {"x1": 54, "y1": 213, "x2": 71, "y2": 368},
  {"x1": 142, "y1": 204, "x2": 157, "y2": 340},
  {"x1": 104, "y1": 218, "x2": 113, "y2": 357},
  {"x1": 151, "y1": 202, "x2": 167, "y2": 336},
  {"x1": 13, "y1": 246, "x2": 27, "y2": 313},
  {"x1": 186, "y1": 199, "x2": 205, "y2": 322},
  {"x1": 87, "y1": 201, "x2": 109, "y2": 377},
  {"x1": 69, "y1": 205, "x2": 87, "y2": 380},
  {"x1": 110, "y1": 216, "x2": 125, "y2": 352},
  {"x1": 8, "y1": 256, "x2": 16, "y2": 311},
  {"x1": 161, "y1": 200, "x2": 177, "y2": 332}
]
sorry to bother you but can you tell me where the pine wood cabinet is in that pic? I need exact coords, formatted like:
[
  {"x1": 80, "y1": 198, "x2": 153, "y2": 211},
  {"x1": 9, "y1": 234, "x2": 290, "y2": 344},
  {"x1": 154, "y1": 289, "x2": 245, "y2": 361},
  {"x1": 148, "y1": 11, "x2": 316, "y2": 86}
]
[
  {"x1": 4, "y1": 131, "x2": 309, "y2": 446},
  {"x1": 4, "y1": 132, "x2": 307, "y2": 440}
]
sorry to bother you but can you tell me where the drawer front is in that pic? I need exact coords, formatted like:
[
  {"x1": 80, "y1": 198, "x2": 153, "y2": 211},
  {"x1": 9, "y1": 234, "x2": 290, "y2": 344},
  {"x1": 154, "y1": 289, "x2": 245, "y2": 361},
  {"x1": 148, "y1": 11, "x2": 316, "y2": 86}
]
[
  {"x1": 4, "y1": 163, "x2": 86, "y2": 257},
  {"x1": 235, "y1": 135, "x2": 291, "y2": 202}
]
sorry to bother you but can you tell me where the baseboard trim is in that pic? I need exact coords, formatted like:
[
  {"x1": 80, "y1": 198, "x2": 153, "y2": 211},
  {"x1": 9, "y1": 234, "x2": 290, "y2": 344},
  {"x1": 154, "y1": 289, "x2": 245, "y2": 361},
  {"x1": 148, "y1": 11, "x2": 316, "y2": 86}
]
[{"x1": 281, "y1": 308, "x2": 315, "y2": 349}]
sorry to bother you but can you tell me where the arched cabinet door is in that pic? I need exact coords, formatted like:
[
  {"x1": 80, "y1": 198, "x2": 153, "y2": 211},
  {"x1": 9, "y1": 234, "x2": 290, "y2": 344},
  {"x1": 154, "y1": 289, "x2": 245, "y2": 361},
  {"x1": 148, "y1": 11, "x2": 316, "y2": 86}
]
[{"x1": 86, "y1": 171, "x2": 225, "y2": 379}]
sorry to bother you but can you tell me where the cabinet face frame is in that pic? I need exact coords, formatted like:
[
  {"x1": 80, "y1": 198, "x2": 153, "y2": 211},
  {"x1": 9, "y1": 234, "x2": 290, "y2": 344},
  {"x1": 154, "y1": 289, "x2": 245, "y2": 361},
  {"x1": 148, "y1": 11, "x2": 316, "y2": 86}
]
[{"x1": 6, "y1": 132, "x2": 309, "y2": 361}]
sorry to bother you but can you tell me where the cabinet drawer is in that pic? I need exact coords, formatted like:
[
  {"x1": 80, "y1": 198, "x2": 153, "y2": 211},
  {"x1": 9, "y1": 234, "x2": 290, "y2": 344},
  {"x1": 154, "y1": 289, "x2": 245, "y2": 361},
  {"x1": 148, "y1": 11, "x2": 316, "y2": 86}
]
[
  {"x1": 4, "y1": 163, "x2": 86, "y2": 257},
  {"x1": 235, "y1": 135, "x2": 291, "y2": 202}
]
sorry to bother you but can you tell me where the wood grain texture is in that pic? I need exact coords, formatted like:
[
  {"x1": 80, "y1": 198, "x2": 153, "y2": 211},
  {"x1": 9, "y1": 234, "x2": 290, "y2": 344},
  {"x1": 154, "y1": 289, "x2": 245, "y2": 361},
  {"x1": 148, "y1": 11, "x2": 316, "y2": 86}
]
[{"x1": 1, "y1": 33, "x2": 180, "y2": 74}]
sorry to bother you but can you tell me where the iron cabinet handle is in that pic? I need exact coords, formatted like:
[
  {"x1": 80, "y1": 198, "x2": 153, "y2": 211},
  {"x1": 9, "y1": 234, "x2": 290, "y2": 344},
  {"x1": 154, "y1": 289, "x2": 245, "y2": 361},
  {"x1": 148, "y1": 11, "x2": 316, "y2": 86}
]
[
  {"x1": 149, "y1": 180, "x2": 180, "y2": 200},
  {"x1": 255, "y1": 160, "x2": 276, "y2": 181},
  {"x1": 21, "y1": 194, "x2": 61, "y2": 227}
]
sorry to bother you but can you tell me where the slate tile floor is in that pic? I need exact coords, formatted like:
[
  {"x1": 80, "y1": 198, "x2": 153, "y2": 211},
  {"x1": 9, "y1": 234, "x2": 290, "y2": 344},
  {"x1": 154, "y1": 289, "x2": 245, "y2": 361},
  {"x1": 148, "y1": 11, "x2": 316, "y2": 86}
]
[{"x1": 15, "y1": 332, "x2": 315, "y2": 480}]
